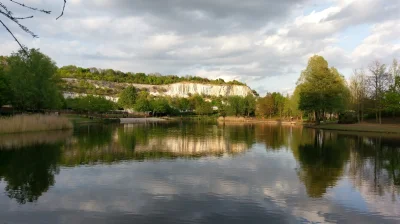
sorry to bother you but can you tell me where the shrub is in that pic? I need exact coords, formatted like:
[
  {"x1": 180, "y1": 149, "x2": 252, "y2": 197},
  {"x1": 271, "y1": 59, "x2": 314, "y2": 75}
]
[{"x1": 338, "y1": 112, "x2": 357, "y2": 124}]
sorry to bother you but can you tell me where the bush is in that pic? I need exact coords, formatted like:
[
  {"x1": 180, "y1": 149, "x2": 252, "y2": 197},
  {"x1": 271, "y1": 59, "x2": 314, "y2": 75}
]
[{"x1": 338, "y1": 112, "x2": 357, "y2": 124}]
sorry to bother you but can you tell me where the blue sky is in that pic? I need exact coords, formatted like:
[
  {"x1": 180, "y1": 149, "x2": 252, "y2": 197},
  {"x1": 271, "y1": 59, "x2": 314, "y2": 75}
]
[{"x1": 0, "y1": 0, "x2": 399, "y2": 95}]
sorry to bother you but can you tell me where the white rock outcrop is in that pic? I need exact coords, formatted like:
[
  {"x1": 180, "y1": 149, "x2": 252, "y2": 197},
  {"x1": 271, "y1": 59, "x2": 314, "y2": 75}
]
[
  {"x1": 161, "y1": 82, "x2": 253, "y2": 97},
  {"x1": 63, "y1": 78, "x2": 254, "y2": 98}
]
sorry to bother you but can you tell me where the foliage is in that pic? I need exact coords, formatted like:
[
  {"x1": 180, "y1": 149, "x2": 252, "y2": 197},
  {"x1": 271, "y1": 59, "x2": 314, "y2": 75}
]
[
  {"x1": 384, "y1": 76, "x2": 400, "y2": 114},
  {"x1": 58, "y1": 65, "x2": 246, "y2": 86},
  {"x1": 134, "y1": 91, "x2": 152, "y2": 112},
  {"x1": 227, "y1": 96, "x2": 245, "y2": 116},
  {"x1": 338, "y1": 112, "x2": 358, "y2": 124},
  {"x1": 296, "y1": 55, "x2": 349, "y2": 123},
  {"x1": 150, "y1": 98, "x2": 172, "y2": 116},
  {"x1": 194, "y1": 99, "x2": 213, "y2": 115},
  {"x1": 243, "y1": 94, "x2": 256, "y2": 116},
  {"x1": 118, "y1": 86, "x2": 137, "y2": 109},
  {"x1": 256, "y1": 93, "x2": 275, "y2": 118},
  {"x1": 66, "y1": 95, "x2": 116, "y2": 113},
  {"x1": 0, "y1": 62, "x2": 10, "y2": 106},
  {"x1": 4, "y1": 49, "x2": 63, "y2": 110}
]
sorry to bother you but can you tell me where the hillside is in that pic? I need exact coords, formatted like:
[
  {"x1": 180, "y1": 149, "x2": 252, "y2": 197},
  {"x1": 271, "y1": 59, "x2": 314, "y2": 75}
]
[
  {"x1": 58, "y1": 65, "x2": 246, "y2": 86},
  {"x1": 59, "y1": 66, "x2": 256, "y2": 99}
]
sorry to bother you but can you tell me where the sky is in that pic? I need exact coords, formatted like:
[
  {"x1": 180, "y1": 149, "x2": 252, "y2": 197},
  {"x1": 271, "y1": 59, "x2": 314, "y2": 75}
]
[{"x1": 0, "y1": 0, "x2": 399, "y2": 95}]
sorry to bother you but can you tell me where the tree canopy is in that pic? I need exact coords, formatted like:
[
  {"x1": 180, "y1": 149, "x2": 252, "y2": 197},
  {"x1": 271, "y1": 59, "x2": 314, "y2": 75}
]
[
  {"x1": 296, "y1": 55, "x2": 349, "y2": 123},
  {"x1": 58, "y1": 65, "x2": 246, "y2": 86},
  {"x1": 2, "y1": 49, "x2": 63, "y2": 110}
]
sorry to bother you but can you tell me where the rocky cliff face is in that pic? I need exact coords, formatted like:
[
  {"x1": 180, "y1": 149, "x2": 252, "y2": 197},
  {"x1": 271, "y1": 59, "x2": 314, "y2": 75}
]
[
  {"x1": 62, "y1": 78, "x2": 254, "y2": 99},
  {"x1": 161, "y1": 82, "x2": 253, "y2": 97}
]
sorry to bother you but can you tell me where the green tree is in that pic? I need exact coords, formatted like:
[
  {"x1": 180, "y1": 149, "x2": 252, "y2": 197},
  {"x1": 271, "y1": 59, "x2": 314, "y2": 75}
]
[
  {"x1": 243, "y1": 94, "x2": 256, "y2": 117},
  {"x1": 384, "y1": 76, "x2": 400, "y2": 115},
  {"x1": 67, "y1": 95, "x2": 115, "y2": 114},
  {"x1": 256, "y1": 93, "x2": 275, "y2": 118},
  {"x1": 272, "y1": 92, "x2": 285, "y2": 118},
  {"x1": 227, "y1": 96, "x2": 245, "y2": 116},
  {"x1": 0, "y1": 58, "x2": 10, "y2": 106},
  {"x1": 150, "y1": 97, "x2": 171, "y2": 116},
  {"x1": 195, "y1": 101, "x2": 213, "y2": 115},
  {"x1": 134, "y1": 91, "x2": 151, "y2": 112},
  {"x1": 297, "y1": 55, "x2": 349, "y2": 123},
  {"x1": 5, "y1": 49, "x2": 62, "y2": 110},
  {"x1": 118, "y1": 86, "x2": 137, "y2": 109}
]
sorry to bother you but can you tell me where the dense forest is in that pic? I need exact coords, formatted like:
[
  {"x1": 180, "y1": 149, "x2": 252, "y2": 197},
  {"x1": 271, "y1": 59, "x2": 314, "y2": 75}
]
[{"x1": 58, "y1": 65, "x2": 246, "y2": 86}]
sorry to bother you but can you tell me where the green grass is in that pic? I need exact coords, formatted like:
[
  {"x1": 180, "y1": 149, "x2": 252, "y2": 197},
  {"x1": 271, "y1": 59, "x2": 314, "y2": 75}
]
[{"x1": 310, "y1": 123, "x2": 400, "y2": 134}]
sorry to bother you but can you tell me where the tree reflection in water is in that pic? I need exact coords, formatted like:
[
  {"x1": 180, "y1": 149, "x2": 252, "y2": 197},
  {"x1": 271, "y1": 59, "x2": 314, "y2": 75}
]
[{"x1": 0, "y1": 143, "x2": 62, "y2": 204}]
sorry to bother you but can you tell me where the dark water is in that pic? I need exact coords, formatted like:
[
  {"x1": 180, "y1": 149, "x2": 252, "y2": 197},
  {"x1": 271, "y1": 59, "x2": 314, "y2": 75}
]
[{"x1": 0, "y1": 123, "x2": 399, "y2": 224}]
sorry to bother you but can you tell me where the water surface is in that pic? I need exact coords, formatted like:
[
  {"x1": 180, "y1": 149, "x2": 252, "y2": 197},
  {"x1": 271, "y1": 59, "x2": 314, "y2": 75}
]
[{"x1": 0, "y1": 123, "x2": 399, "y2": 223}]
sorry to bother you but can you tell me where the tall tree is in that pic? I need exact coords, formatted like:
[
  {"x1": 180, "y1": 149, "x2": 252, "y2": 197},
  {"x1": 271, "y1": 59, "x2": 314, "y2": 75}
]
[
  {"x1": 349, "y1": 69, "x2": 367, "y2": 122},
  {"x1": 297, "y1": 55, "x2": 348, "y2": 124},
  {"x1": 227, "y1": 96, "x2": 245, "y2": 117},
  {"x1": 368, "y1": 60, "x2": 391, "y2": 124},
  {"x1": 0, "y1": 56, "x2": 10, "y2": 106},
  {"x1": 6, "y1": 48, "x2": 62, "y2": 110},
  {"x1": 256, "y1": 93, "x2": 275, "y2": 118},
  {"x1": 384, "y1": 76, "x2": 400, "y2": 117},
  {"x1": 272, "y1": 92, "x2": 285, "y2": 118},
  {"x1": 243, "y1": 94, "x2": 256, "y2": 117}
]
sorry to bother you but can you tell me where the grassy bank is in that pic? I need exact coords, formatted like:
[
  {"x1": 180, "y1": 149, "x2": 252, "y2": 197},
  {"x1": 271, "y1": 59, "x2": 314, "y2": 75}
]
[
  {"x1": 0, "y1": 114, "x2": 73, "y2": 134},
  {"x1": 309, "y1": 123, "x2": 400, "y2": 134}
]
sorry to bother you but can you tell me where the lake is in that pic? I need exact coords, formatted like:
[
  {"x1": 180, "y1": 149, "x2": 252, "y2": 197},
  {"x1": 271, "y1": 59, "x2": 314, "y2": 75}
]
[{"x1": 0, "y1": 122, "x2": 399, "y2": 223}]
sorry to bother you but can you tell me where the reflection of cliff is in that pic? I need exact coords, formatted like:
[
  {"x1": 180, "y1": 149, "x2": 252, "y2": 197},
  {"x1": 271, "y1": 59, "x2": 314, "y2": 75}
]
[
  {"x1": 134, "y1": 136, "x2": 248, "y2": 156},
  {"x1": 60, "y1": 124, "x2": 253, "y2": 165}
]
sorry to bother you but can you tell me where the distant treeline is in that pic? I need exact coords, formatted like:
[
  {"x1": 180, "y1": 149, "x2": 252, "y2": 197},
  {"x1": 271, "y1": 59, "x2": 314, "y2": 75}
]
[{"x1": 58, "y1": 65, "x2": 246, "y2": 86}]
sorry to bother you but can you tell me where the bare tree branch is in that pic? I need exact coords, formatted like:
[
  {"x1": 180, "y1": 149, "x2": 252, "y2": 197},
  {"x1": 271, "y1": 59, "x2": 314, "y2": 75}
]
[
  {"x1": 0, "y1": 9, "x2": 38, "y2": 37},
  {"x1": 0, "y1": 19, "x2": 27, "y2": 54},
  {"x1": 0, "y1": 0, "x2": 67, "y2": 54},
  {"x1": 13, "y1": 15, "x2": 34, "y2": 20},
  {"x1": 9, "y1": 0, "x2": 51, "y2": 14},
  {"x1": 56, "y1": 0, "x2": 66, "y2": 20}
]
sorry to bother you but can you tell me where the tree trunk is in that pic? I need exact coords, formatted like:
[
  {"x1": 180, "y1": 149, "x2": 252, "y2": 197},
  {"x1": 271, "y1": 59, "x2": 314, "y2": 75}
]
[
  {"x1": 361, "y1": 100, "x2": 364, "y2": 122},
  {"x1": 315, "y1": 111, "x2": 320, "y2": 124}
]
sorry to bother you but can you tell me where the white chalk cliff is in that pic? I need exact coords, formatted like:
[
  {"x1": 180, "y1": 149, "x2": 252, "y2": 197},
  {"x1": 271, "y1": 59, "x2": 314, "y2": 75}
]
[{"x1": 62, "y1": 78, "x2": 254, "y2": 99}]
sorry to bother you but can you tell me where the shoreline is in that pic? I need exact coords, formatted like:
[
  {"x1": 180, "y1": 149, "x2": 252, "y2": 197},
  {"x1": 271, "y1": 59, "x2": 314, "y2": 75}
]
[{"x1": 305, "y1": 123, "x2": 400, "y2": 134}]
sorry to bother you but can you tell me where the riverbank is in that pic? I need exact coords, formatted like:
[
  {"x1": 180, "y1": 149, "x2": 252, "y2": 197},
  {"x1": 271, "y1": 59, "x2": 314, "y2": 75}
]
[
  {"x1": 217, "y1": 116, "x2": 298, "y2": 125},
  {"x1": 120, "y1": 117, "x2": 168, "y2": 124},
  {"x1": 308, "y1": 123, "x2": 400, "y2": 134}
]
